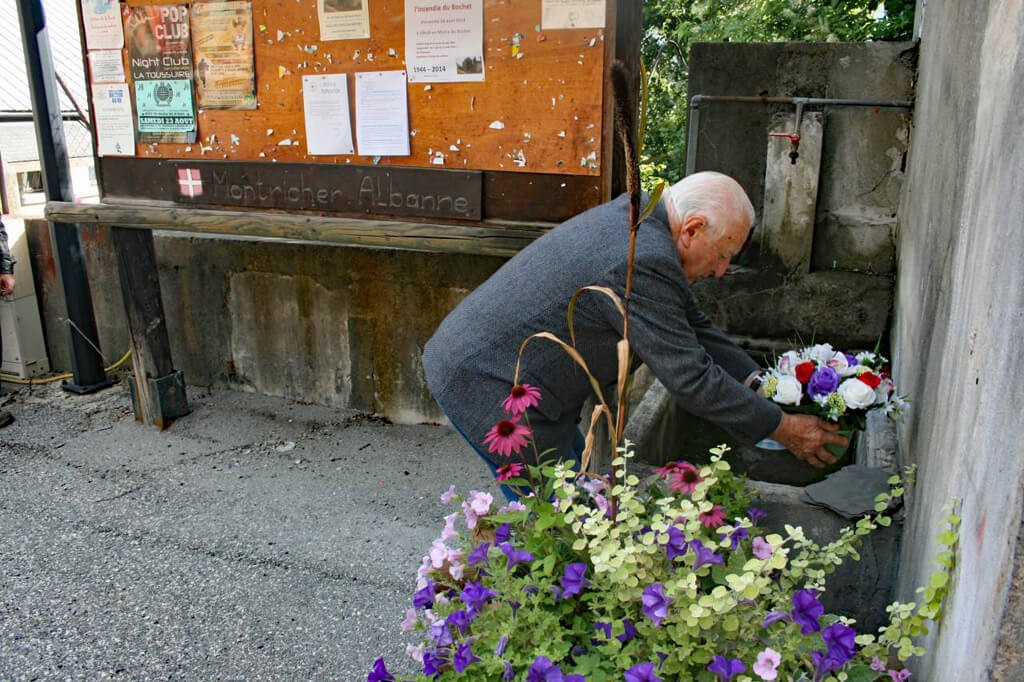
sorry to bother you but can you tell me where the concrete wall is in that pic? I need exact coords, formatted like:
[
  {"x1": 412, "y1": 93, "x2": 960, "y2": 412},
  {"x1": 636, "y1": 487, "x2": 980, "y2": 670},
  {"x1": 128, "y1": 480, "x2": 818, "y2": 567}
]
[
  {"x1": 25, "y1": 221, "x2": 503, "y2": 424},
  {"x1": 893, "y1": 1, "x2": 1024, "y2": 679},
  {"x1": 688, "y1": 42, "x2": 916, "y2": 347}
]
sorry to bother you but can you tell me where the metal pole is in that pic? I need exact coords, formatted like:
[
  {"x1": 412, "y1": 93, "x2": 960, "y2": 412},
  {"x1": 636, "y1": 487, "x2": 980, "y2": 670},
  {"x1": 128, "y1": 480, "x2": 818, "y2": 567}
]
[{"x1": 16, "y1": 0, "x2": 111, "y2": 393}]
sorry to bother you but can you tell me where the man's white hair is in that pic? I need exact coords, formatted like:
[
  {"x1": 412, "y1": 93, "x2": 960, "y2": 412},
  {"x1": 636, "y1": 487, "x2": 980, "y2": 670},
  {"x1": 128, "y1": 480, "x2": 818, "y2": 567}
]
[{"x1": 665, "y1": 171, "x2": 755, "y2": 240}]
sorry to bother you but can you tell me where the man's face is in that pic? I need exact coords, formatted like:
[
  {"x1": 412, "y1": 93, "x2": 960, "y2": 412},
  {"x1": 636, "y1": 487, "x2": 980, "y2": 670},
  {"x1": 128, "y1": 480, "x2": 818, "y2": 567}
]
[{"x1": 678, "y1": 214, "x2": 750, "y2": 284}]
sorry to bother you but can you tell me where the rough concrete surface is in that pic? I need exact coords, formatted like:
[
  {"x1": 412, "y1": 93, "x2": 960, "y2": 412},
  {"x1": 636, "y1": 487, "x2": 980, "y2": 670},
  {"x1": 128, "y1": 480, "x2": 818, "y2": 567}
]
[{"x1": 0, "y1": 380, "x2": 501, "y2": 680}]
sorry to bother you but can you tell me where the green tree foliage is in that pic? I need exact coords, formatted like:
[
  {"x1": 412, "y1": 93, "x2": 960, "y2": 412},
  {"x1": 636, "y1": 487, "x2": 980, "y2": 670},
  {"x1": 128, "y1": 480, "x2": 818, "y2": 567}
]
[{"x1": 641, "y1": 0, "x2": 915, "y2": 185}]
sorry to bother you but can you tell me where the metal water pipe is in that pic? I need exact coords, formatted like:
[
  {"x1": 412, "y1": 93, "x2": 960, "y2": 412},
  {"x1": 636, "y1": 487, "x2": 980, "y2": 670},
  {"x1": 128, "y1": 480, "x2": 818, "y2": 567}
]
[
  {"x1": 685, "y1": 94, "x2": 914, "y2": 176},
  {"x1": 16, "y1": 0, "x2": 111, "y2": 393}
]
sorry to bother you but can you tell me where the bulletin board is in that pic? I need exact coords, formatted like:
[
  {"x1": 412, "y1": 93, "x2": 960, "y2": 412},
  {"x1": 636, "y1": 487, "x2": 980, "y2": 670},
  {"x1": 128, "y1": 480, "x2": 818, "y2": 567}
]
[{"x1": 80, "y1": 0, "x2": 635, "y2": 226}]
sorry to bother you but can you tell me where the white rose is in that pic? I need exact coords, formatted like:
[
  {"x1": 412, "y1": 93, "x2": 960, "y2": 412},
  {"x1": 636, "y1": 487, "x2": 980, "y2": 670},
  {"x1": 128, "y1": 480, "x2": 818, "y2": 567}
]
[
  {"x1": 777, "y1": 351, "x2": 802, "y2": 376},
  {"x1": 808, "y1": 343, "x2": 835, "y2": 364},
  {"x1": 773, "y1": 375, "x2": 803, "y2": 406},
  {"x1": 838, "y1": 377, "x2": 877, "y2": 409}
]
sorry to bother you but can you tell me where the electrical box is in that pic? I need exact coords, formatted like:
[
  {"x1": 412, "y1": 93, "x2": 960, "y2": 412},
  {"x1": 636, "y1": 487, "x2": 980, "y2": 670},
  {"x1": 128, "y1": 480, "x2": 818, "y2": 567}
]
[{"x1": 1, "y1": 218, "x2": 51, "y2": 381}]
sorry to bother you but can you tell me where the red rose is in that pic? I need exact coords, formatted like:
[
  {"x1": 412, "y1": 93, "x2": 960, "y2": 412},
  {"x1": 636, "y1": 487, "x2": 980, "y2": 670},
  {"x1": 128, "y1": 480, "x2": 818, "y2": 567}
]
[
  {"x1": 795, "y1": 362, "x2": 815, "y2": 384},
  {"x1": 858, "y1": 372, "x2": 882, "y2": 388}
]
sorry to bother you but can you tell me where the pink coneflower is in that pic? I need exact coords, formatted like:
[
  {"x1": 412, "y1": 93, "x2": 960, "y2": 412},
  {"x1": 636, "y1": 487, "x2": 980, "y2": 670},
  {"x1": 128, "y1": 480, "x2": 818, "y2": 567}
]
[
  {"x1": 699, "y1": 504, "x2": 727, "y2": 528},
  {"x1": 483, "y1": 418, "x2": 532, "y2": 457},
  {"x1": 496, "y1": 463, "x2": 524, "y2": 481},
  {"x1": 501, "y1": 383, "x2": 542, "y2": 416},
  {"x1": 666, "y1": 462, "x2": 704, "y2": 495}
]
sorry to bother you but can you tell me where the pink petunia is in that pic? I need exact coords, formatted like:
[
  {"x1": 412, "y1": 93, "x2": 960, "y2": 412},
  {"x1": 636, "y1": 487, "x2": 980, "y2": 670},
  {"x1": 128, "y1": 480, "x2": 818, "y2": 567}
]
[
  {"x1": 501, "y1": 383, "x2": 542, "y2": 416},
  {"x1": 753, "y1": 648, "x2": 781, "y2": 680},
  {"x1": 483, "y1": 418, "x2": 532, "y2": 457},
  {"x1": 752, "y1": 536, "x2": 774, "y2": 559},
  {"x1": 666, "y1": 462, "x2": 704, "y2": 495},
  {"x1": 699, "y1": 504, "x2": 727, "y2": 528},
  {"x1": 496, "y1": 462, "x2": 524, "y2": 481}
]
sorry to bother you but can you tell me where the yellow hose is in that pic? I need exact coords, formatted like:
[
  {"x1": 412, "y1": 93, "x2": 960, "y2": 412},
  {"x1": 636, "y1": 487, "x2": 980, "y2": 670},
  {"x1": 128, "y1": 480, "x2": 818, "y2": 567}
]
[{"x1": 3, "y1": 348, "x2": 133, "y2": 385}]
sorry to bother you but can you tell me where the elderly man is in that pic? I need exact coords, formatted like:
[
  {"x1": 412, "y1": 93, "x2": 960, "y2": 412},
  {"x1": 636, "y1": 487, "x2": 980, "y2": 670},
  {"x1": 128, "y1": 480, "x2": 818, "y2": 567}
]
[
  {"x1": 423, "y1": 171, "x2": 845, "y2": 485},
  {"x1": 0, "y1": 217, "x2": 16, "y2": 427}
]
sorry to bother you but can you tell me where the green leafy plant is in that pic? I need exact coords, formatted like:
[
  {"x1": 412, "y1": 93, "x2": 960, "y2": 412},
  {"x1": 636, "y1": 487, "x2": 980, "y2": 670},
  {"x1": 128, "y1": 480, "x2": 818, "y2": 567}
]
[{"x1": 368, "y1": 446, "x2": 955, "y2": 681}]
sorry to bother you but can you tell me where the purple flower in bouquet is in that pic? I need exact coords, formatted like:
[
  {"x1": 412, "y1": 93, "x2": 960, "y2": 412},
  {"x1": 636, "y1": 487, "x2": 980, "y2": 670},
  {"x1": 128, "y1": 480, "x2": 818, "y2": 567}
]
[
  {"x1": 707, "y1": 655, "x2": 746, "y2": 681},
  {"x1": 367, "y1": 657, "x2": 395, "y2": 682},
  {"x1": 641, "y1": 583, "x2": 672, "y2": 626},
  {"x1": 560, "y1": 562, "x2": 588, "y2": 599},
  {"x1": 453, "y1": 640, "x2": 480, "y2": 673},
  {"x1": 807, "y1": 366, "x2": 840, "y2": 399},
  {"x1": 625, "y1": 662, "x2": 663, "y2": 682},
  {"x1": 792, "y1": 589, "x2": 825, "y2": 634},
  {"x1": 460, "y1": 581, "x2": 497, "y2": 616}
]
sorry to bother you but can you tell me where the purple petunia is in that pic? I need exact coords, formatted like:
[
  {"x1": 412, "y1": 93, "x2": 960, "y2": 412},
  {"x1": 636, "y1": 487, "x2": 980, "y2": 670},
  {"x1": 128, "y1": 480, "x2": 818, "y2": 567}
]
[
  {"x1": 762, "y1": 610, "x2": 792, "y2": 628},
  {"x1": 503, "y1": 660, "x2": 515, "y2": 680},
  {"x1": 412, "y1": 582, "x2": 435, "y2": 610},
  {"x1": 446, "y1": 609, "x2": 472, "y2": 634},
  {"x1": 618, "y1": 618, "x2": 637, "y2": 642},
  {"x1": 641, "y1": 583, "x2": 673, "y2": 626},
  {"x1": 625, "y1": 662, "x2": 663, "y2": 682},
  {"x1": 427, "y1": 619, "x2": 453, "y2": 647},
  {"x1": 494, "y1": 522, "x2": 512, "y2": 544},
  {"x1": 792, "y1": 589, "x2": 825, "y2": 634},
  {"x1": 526, "y1": 656, "x2": 562, "y2": 681},
  {"x1": 593, "y1": 621, "x2": 612, "y2": 639},
  {"x1": 822, "y1": 622, "x2": 857, "y2": 667},
  {"x1": 747, "y1": 507, "x2": 768, "y2": 523},
  {"x1": 707, "y1": 655, "x2": 746, "y2": 681},
  {"x1": 500, "y1": 542, "x2": 534, "y2": 569},
  {"x1": 422, "y1": 649, "x2": 448, "y2": 677},
  {"x1": 727, "y1": 526, "x2": 749, "y2": 550},
  {"x1": 560, "y1": 563, "x2": 588, "y2": 599},
  {"x1": 688, "y1": 539, "x2": 724, "y2": 569},
  {"x1": 367, "y1": 657, "x2": 395, "y2": 682},
  {"x1": 494, "y1": 634, "x2": 509, "y2": 656},
  {"x1": 665, "y1": 525, "x2": 688, "y2": 560},
  {"x1": 467, "y1": 542, "x2": 491, "y2": 567},
  {"x1": 460, "y1": 581, "x2": 498, "y2": 616},
  {"x1": 453, "y1": 640, "x2": 480, "y2": 673}
]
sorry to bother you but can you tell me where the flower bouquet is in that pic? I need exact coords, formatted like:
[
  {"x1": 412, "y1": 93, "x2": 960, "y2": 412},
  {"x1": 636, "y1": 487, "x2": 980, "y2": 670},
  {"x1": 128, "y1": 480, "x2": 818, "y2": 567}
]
[
  {"x1": 761, "y1": 343, "x2": 908, "y2": 433},
  {"x1": 367, "y1": 387, "x2": 954, "y2": 682}
]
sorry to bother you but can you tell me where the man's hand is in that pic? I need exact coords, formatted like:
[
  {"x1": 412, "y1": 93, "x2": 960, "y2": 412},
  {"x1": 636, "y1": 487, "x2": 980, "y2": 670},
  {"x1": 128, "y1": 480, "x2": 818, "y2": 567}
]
[
  {"x1": 769, "y1": 412, "x2": 849, "y2": 468},
  {"x1": 0, "y1": 274, "x2": 14, "y2": 297}
]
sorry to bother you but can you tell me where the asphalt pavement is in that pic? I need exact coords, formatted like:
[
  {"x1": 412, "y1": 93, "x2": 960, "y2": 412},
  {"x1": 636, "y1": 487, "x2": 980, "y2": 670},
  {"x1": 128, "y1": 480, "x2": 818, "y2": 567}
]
[{"x1": 0, "y1": 380, "x2": 501, "y2": 681}]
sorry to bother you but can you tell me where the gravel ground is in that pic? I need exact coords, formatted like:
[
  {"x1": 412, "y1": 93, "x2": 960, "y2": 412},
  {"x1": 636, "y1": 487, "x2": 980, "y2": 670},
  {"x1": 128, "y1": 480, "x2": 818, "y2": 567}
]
[{"x1": 0, "y1": 381, "x2": 500, "y2": 681}]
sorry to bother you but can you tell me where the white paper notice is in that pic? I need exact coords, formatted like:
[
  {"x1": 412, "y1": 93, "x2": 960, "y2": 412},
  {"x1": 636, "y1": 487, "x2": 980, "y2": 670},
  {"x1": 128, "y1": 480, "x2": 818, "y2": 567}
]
[
  {"x1": 88, "y1": 50, "x2": 126, "y2": 84},
  {"x1": 82, "y1": 0, "x2": 124, "y2": 50},
  {"x1": 302, "y1": 74, "x2": 356, "y2": 155},
  {"x1": 541, "y1": 0, "x2": 605, "y2": 30},
  {"x1": 92, "y1": 84, "x2": 135, "y2": 156},
  {"x1": 355, "y1": 71, "x2": 410, "y2": 156},
  {"x1": 405, "y1": 0, "x2": 484, "y2": 83}
]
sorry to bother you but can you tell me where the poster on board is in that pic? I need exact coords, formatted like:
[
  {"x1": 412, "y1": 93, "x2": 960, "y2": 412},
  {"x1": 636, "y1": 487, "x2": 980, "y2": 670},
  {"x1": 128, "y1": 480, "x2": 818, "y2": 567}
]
[
  {"x1": 124, "y1": 4, "x2": 196, "y2": 143},
  {"x1": 318, "y1": 0, "x2": 371, "y2": 41},
  {"x1": 191, "y1": 0, "x2": 257, "y2": 109},
  {"x1": 541, "y1": 0, "x2": 605, "y2": 30},
  {"x1": 82, "y1": 0, "x2": 124, "y2": 50},
  {"x1": 405, "y1": 0, "x2": 484, "y2": 83}
]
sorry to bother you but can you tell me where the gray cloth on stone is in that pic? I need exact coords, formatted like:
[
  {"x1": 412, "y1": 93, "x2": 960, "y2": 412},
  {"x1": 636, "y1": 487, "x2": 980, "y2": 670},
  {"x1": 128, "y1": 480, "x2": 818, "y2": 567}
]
[{"x1": 800, "y1": 465, "x2": 894, "y2": 518}]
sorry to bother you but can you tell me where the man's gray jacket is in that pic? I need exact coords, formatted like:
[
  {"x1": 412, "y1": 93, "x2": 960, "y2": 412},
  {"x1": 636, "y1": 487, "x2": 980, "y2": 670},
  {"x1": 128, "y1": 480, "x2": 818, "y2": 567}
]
[
  {"x1": 423, "y1": 193, "x2": 782, "y2": 465},
  {"x1": 0, "y1": 219, "x2": 13, "y2": 275}
]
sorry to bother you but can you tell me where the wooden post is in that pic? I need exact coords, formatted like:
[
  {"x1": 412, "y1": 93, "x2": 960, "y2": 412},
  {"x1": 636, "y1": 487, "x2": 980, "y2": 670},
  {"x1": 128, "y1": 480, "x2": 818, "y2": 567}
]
[{"x1": 111, "y1": 226, "x2": 189, "y2": 428}]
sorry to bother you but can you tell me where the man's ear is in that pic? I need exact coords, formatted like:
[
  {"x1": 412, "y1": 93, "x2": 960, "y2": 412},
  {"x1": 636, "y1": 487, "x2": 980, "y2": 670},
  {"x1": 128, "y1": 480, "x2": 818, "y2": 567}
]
[{"x1": 679, "y1": 214, "x2": 706, "y2": 247}]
